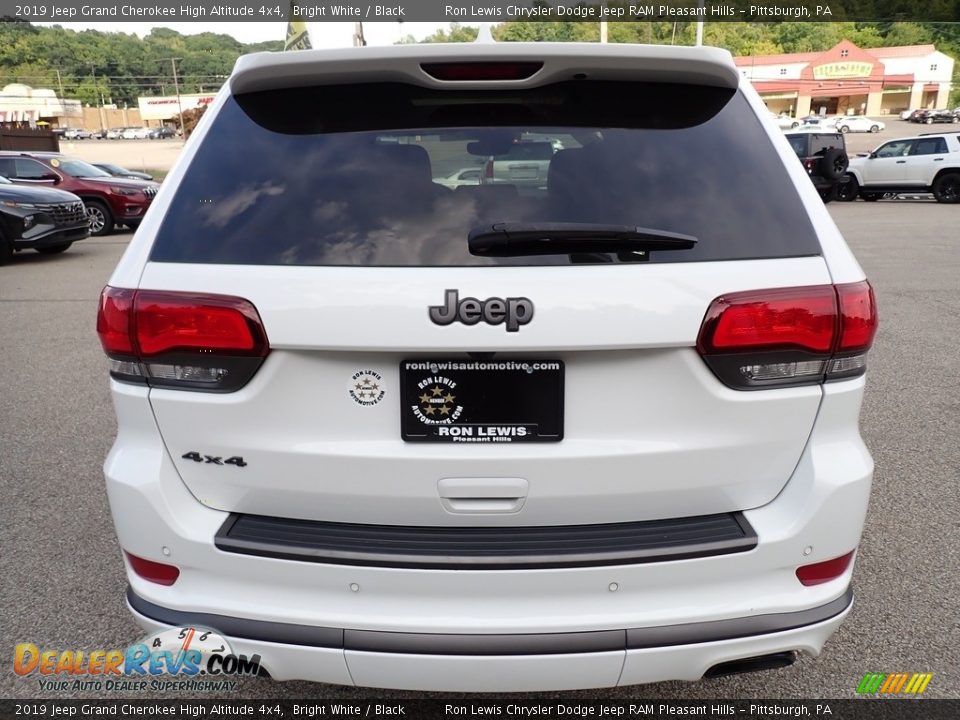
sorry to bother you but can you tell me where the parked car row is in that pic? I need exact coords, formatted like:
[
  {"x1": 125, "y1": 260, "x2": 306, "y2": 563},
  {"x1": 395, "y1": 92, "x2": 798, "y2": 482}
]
[
  {"x1": 904, "y1": 108, "x2": 960, "y2": 124},
  {"x1": 52, "y1": 126, "x2": 179, "y2": 140},
  {"x1": 788, "y1": 115, "x2": 885, "y2": 134},
  {"x1": 0, "y1": 151, "x2": 160, "y2": 240}
]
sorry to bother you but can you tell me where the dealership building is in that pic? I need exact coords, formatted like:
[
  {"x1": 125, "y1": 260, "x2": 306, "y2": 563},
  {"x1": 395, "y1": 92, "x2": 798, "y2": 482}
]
[{"x1": 736, "y1": 41, "x2": 955, "y2": 118}]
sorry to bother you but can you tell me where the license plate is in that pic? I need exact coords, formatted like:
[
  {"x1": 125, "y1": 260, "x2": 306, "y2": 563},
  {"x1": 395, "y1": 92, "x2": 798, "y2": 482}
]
[
  {"x1": 400, "y1": 359, "x2": 564, "y2": 443},
  {"x1": 507, "y1": 164, "x2": 538, "y2": 179}
]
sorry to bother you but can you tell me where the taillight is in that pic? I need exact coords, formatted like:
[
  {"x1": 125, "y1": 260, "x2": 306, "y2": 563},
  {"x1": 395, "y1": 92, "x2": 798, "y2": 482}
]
[
  {"x1": 124, "y1": 551, "x2": 180, "y2": 586},
  {"x1": 796, "y1": 550, "x2": 855, "y2": 586},
  {"x1": 697, "y1": 281, "x2": 877, "y2": 389},
  {"x1": 97, "y1": 287, "x2": 269, "y2": 392},
  {"x1": 420, "y1": 62, "x2": 543, "y2": 81}
]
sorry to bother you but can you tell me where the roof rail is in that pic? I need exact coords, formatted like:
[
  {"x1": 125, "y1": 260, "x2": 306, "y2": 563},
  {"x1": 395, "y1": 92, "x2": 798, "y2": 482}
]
[{"x1": 918, "y1": 130, "x2": 960, "y2": 136}]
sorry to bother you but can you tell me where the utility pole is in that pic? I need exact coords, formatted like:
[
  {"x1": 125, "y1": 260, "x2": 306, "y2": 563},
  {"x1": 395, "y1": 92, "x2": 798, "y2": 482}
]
[
  {"x1": 600, "y1": 21, "x2": 608, "y2": 43},
  {"x1": 55, "y1": 68, "x2": 64, "y2": 98},
  {"x1": 160, "y1": 57, "x2": 185, "y2": 135},
  {"x1": 353, "y1": 22, "x2": 366, "y2": 47},
  {"x1": 91, "y1": 65, "x2": 106, "y2": 132}
]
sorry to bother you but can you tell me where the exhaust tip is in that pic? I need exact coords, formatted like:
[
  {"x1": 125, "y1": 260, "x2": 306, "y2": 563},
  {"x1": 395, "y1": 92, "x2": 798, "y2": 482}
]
[{"x1": 704, "y1": 651, "x2": 797, "y2": 679}]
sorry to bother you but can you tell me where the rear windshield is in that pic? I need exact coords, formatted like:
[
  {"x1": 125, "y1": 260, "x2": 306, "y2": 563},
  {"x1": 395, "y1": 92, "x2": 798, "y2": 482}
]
[{"x1": 150, "y1": 81, "x2": 820, "y2": 267}]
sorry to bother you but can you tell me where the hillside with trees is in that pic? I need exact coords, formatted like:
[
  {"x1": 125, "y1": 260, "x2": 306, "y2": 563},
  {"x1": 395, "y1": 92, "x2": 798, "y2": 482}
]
[
  {"x1": 0, "y1": 21, "x2": 282, "y2": 106},
  {"x1": 1, "y1": 20, "x2": 957, "y2": 107}
]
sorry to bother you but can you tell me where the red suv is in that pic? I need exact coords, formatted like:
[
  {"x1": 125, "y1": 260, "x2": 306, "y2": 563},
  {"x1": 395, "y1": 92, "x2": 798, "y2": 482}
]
[{"x1": 0, "y1": 152, "x2": 159, "y2": 236}]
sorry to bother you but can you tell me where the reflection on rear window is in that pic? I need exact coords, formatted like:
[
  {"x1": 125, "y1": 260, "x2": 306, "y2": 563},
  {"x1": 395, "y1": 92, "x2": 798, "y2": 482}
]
[{"x1": 150, "y1": 81, "x2": 820, "y2": 267}]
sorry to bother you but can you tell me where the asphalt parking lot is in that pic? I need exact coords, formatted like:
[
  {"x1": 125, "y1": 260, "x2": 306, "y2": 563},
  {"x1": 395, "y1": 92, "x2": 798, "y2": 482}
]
[{"x1": 1, "y1": 201, "x2": 957, "y2": 701}]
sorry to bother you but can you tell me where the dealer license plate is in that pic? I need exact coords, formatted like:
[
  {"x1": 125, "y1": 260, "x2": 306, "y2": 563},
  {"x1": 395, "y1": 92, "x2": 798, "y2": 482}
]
[{"x1": 400, "y1": 359, "x2": 564, "y2": 443}]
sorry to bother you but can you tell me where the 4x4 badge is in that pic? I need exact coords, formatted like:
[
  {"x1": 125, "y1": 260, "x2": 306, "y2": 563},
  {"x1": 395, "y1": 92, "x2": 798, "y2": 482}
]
[{"x1": 429, "y1": 289, "x2": 534, "y2": 333}]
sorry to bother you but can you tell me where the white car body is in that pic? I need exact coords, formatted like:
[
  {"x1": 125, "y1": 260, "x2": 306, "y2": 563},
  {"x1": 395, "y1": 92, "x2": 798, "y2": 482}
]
[
  {"x1": 99, "y1": 42, "x2": 876, "y2": 691},
  {"x1": 845, "y1": 132, "x2": 960, "y2": 201},
  {"x1": 834, "y1": 116, "x2": 884, "y2": 133},
  {"x1": 121, "y1": 127, "x2": 152, "y2": 140},
  {"x1": 435, "y1": 166, "x2": 483, "y2": 188},
  {"x1": 770, "y1": 112, "x2": 799, "y2": 130}
]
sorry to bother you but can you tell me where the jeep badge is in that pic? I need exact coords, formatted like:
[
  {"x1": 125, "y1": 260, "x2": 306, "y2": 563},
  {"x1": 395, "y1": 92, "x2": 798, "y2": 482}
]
[{"x1": 429, "y1": 289, "x2": 534, "y2": 333}]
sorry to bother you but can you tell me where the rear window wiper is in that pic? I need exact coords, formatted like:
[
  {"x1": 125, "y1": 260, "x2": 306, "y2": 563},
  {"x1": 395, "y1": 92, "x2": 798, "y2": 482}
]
[{"x1": 468, "y1": 222, "x2": 697, "y2": 257}]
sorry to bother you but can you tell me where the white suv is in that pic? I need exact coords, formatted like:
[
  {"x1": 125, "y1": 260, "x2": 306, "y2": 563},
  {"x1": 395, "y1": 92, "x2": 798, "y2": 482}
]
[
  {"x1": 844, "y1": 131, "x2": 960, "y2": 202},
  {"x1": 97, "y1": 42, "x2": 877, "y2": 692}
]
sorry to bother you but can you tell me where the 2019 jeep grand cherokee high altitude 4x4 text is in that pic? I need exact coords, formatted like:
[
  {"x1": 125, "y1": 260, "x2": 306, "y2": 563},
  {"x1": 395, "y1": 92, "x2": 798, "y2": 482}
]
[{"x1": 97, "y1": 43, "x2": 877, "y2": 692}]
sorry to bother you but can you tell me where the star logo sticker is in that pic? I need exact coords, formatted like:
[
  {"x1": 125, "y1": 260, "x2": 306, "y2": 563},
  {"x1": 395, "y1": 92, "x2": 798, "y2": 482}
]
[{"x1": 348, "y1": 371, "x2": 385, "y2": 406}]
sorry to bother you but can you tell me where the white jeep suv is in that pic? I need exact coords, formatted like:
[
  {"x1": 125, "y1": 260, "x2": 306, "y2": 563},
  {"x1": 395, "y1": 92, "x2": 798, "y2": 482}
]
[
  {"x1": 98, "y1": 42, "x2": 878, "y2": 692},
  {"x1": 844, "y1": 131, "x2": 960, "y2": 202}
]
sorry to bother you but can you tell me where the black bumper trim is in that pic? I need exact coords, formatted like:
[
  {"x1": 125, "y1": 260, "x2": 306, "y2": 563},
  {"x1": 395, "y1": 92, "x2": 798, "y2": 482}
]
[
  {"x1": 214, "y1": 512, "x2": 758, "y2": 570},
  {"x1": 126, "y1": 586, "x2": 852, "y2": 656}
]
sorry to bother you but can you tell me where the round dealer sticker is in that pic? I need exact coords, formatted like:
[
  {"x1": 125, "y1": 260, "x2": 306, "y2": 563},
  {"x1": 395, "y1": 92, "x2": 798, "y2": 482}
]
[{"x1": 348, "y1": 370, "x2": 385, "y2": 407}]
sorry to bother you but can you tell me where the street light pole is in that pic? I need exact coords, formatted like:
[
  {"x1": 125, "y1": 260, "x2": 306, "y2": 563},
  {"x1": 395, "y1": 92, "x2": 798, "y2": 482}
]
[
  {"x1": 169, "y1": 58, "x2": 184, "y2": 136},
  {"x1": 91, "y1": 65, "x2": 106, "y2": 131},
  {"x1": 158, "y1": 58, "x2": 185, "y2": 134}
]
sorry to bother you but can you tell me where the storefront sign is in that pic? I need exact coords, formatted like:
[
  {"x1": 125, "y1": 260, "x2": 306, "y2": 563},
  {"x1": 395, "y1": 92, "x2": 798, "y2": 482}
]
[{"x1": 813, "y1": 62, "x2": 874, "y2": 80}]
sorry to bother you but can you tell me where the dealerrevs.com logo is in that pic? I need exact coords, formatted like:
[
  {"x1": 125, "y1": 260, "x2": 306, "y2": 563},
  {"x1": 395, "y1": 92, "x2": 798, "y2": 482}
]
[{"x1": 14, "y1": 626, "x2": 261, "y2": 692}]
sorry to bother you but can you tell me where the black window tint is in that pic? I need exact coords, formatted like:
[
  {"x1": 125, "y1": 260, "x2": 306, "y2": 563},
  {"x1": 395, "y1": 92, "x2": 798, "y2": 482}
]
[
  {"x1": 150, "y1": 82, "x2": 820, "y2": 267},
  {"x1": 808, "y1": 135, "x2": 843, "y2": 155},
  {"x1": 911, "y1": 138, "x2": 947, "y2": 155},
  {"x1": 787, "y1": 136, "x2": 807, "y2": 157},
  {"x1": 14, "y1": 159, "x2": 50, "y2": 179}
]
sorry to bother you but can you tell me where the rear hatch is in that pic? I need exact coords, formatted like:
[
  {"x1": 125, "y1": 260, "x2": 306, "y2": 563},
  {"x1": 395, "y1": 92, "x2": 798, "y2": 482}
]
[{"x1": 129, "y1": 54, "x2": 833, "y2": 527}]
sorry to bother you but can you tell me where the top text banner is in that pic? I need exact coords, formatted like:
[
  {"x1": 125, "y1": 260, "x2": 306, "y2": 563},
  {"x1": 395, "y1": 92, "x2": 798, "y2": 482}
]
[{"x1": 3, "y1": 1, "x2": 959, "y2": 23}]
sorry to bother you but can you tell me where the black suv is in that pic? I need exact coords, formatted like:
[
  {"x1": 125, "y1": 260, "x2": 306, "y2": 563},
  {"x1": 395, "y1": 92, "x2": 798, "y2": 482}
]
[
  {"x1": 784, "y1": 131, "x2": 850, "y2": 202},
  {"x1": 0, "y1": 175, "x2": 89, "y2": 264}
]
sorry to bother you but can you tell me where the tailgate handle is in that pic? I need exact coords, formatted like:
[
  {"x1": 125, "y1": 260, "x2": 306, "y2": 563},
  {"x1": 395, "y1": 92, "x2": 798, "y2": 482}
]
[{"x1": 438, "y1": 477, "x2": 528, "y2": 515}]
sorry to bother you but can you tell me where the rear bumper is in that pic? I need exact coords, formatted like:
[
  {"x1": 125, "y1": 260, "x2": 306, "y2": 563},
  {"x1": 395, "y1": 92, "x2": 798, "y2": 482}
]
[
  {"x1": 127, "y1": 586, "x2": 852, "y2": 691},
  {"x1": 105, "y1": 377, "x2": 872, "y2": 690}
]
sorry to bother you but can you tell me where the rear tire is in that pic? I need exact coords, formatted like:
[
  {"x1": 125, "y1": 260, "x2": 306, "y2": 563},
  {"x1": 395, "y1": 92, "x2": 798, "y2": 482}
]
[
  {"x1": 835, "y1": 175, "x2": 858, "y2": 202},
  {"x1": 36, "y1": 242, "x2": 72, "y2": 255},
  {"x1": 932, "y1": 172, "x2": 960, "y2": 203},
  {"x1": 84, "y1": 199, "x2": 114, "y2": 237}
]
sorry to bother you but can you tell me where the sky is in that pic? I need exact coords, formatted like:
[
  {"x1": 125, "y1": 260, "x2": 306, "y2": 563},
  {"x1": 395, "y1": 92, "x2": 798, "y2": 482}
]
[{"x1": 32, "y1": 21, "x2": 460, "y2": 47}]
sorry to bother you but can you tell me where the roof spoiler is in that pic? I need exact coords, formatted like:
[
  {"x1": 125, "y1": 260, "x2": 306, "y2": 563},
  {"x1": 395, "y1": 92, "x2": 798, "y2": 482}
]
[{"x1": 230, "y1": 43, "x2": 739, "y2": 95}]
